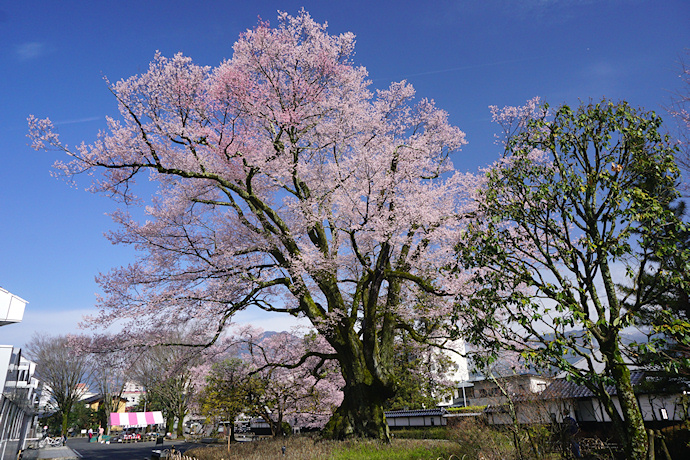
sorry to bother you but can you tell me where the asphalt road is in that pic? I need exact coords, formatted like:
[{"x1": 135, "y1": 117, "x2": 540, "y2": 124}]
[{"x1": 66, "y1": 437, "x2": 202, "y2": 460}]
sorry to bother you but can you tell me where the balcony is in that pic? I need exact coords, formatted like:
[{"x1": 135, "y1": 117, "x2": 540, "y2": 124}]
[{"x1": 0, "y1": 287, "x2": 27, "y2": 327}]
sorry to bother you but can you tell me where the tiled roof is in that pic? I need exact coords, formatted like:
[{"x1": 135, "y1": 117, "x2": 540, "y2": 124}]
[
  {"x1": 385, "y1": 408, "x2": 447, "y2": 418},
  {"x1": 81, "y1": 394, "x2": 104, "y2": 404},
  {"x1": 539, "y1": 371, "x2": 646, "y2": 400},
  {"x1": 81, "y1": 393, "x2": 128, "y2": 404}
]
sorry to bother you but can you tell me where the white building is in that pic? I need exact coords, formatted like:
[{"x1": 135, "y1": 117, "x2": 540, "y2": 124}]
[
  {"x1": 436, "y1": 339, "x2": 471, "y2": 407},
  {"x1": 0, "y1": 287, "x2": 41, "y2": 460},
  {"x1": 121, "y1": 381, "x2": 146, "y2": 409}
]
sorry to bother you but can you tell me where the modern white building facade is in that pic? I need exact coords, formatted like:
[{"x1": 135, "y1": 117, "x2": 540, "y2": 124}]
[{"x1": 0, "y1": 287, "x2": 41, "y2": 460}]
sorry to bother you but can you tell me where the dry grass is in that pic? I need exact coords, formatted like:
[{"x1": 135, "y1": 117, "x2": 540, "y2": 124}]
[
  {"x1": 184, "y1": 420, "x2": 551, "y2": 460},
  {"x1": 184, "y1": 436, "x2": 463, "y2": 460},
  {"x1": 185, "y1": 437, "x2": 330, "y2": 460}
]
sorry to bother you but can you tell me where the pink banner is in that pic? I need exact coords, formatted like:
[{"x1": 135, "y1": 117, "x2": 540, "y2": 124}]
[{"x1": 109, "y1": 411, "x2": 164, "y2": 427}]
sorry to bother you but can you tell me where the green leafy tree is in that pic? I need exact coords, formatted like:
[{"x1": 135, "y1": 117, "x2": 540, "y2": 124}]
[
  {"x1": 622, "y1": 201, "x2": 690, "y2": 378},
  {"x1": 134, "y1": 391, "x2": 164, "y2": 413},
  {"x1": 197, "y1": 358, "x2": 255, "y2": 451},
  {"x1": 69, "y1": 400, "x2": 98, "y2": 433},
  {"x1": 384, "y1": 331, "x2": 456, "y2": 411},
  {"x1": 458, "y1": 99, "x2": 684, "y2": 459},
  {"x1": 41, "y1": 401, "x2": 96, "y2": 436}
]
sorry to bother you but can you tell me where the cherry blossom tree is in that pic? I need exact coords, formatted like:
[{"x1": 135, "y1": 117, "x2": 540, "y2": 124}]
[
  {"x1": 29, "y1": 10, "x2": 478, "y2": 440},
  {"x1": 240, "y1": 329, "x2": 343, "y2": 435},
  {"x1": 130, "y1": 342, "x2": 202, "y2": 437},
  {"x1": 669, "y1": 50, "x2": 690, "y2": 191}
]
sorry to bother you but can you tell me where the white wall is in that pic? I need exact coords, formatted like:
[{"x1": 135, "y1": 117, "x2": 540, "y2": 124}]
[
  {"x1": 0, "y1": 289, "x2": 26, "y2": 326},
  {"x1": 0, "y1": 346, "x2": 13, "y2": 395}
]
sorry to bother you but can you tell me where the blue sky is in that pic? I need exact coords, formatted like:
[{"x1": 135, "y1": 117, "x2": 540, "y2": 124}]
[{"x1": 1, "y1": 0, "x2": 689, "y2": 348}]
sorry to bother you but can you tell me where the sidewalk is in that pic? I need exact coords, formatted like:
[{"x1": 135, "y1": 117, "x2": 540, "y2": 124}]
[{"x1": 20, "y1": 445, "x2": 79, "y2": 460}]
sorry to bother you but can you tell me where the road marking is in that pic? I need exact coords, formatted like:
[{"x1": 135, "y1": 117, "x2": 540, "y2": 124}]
[{"x1": 73, "y1": 449, "x2": 83, "y2": 458}]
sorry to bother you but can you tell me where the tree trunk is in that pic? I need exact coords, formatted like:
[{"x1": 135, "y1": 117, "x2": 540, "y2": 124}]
[
  {"x1": 165, "y1": 415, "x2": 174, "y2": 435},
  {"x1": 230, "y1": 420, "x2": 236, "y2": 443},
  {"x1": 612, "y1": 365, "x2": 648, "y2": 459},
  {"x1": 61, "y1": 410, "x2": 69, "y2": 437},
  {"x1": 602, "y1": 340, "x2": 648, "y2": 459},
  {"x1": 176, "y1": 416, "x2": 184, "y2": 437},
  {"x1": 322, "y1": 379, "x2": 392, "y2": 440},
  {"x1": 320, "y1": 320, "x2": 395, "y2": 441}
]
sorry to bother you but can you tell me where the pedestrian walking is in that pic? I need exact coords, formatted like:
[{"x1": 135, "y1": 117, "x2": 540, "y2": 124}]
[{"x1": 563, "y1": 411, "x2": 582, "y2": 458}]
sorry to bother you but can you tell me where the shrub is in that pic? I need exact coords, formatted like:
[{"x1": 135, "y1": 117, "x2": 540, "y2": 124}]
[
  {"x1": 658, "y1": 423, "x2": 690, "y2": 459},
  {"x1": 445, "y1": 405, "x2": 487, "y2": 413},
  {"x1": 447, "y1": 418, "x2": 516, "y2": 460}
]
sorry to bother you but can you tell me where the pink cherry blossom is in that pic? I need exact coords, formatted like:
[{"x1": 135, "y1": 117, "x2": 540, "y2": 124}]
[{"x1": 29, "y1": 10, "x2": 481, "y2": 439}]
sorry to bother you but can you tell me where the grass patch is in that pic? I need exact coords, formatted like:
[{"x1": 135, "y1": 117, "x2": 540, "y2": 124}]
[
  {"x1": 329, "y1": 438, "x2": 459, "y2": 460},
  {"x1": 390, "y1": 426, "x2": 451, "y2": 440},
  {"x1": 185, "y1": 436, "x2": 464, "y2": 460}
]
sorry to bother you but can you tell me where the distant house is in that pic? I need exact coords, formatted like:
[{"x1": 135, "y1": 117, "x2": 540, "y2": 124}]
[
  {"x1": 450, "y1": 373, "x2": 554, "y2": 425},
  {"x1": 473, "y1": 373, "x2": 550, "y2": 405},
  {"x1": 463, "y1": 370, "x2": 689, "y2": 429},
  {"x1": 75, "y1": 383, "x2": 96, "y2": 401},
  {"x1": 444, "y1": 371, "x2": 551, "y2": 409},
  {"x1": 536, "y1": 371, "x2": 688, "y2": 426},
  {"x1": 81, "y1": 394, "x2": 128, "y2": 414},
  {"x1": 120, "y1": 381, "x2": 145, "y2": 410},
  {"x1": 385, "y1": 408, "x2": 447, "y2": 428}
]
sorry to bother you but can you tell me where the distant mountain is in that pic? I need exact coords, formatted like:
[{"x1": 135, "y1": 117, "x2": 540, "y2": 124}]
[{"x1": 232, "y1": 330, "x2": 284, "y2": 357}]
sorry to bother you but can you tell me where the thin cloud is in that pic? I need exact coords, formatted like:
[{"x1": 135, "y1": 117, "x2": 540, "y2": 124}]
[
  {"x1": 53, "y1": 116, "x2": 103, "y2": 126},
  {"x1": 2, "y1": 307, "x2": 93, "y2": 349},
  {"x1": 15, "y1": 42, "x2": 47, "y2": 61}
]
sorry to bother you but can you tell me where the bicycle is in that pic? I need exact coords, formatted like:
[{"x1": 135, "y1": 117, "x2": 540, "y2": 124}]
[{"x1": 38, "y1": 436, "x2": 64, "y2": 448}]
